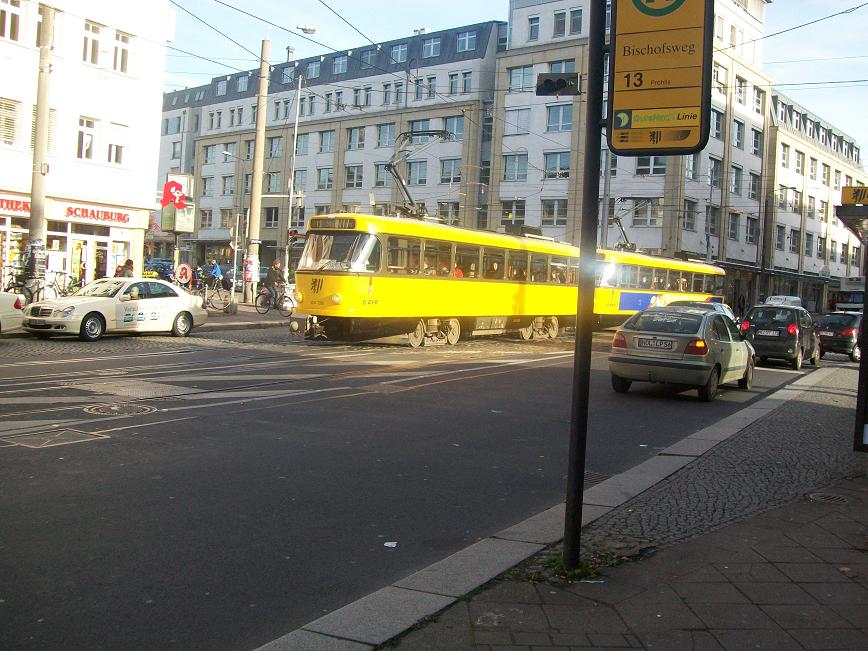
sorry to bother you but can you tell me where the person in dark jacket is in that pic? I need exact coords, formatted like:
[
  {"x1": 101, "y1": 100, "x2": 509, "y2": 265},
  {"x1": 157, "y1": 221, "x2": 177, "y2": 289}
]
[{"x1": 264, "y1": 259, "x2": 285, "y2": 308}]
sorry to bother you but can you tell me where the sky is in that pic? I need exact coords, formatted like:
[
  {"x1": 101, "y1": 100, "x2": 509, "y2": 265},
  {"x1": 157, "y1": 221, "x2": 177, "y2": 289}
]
[{"x1": 164, "y1": 0, "x2": 868, "y2": 155}]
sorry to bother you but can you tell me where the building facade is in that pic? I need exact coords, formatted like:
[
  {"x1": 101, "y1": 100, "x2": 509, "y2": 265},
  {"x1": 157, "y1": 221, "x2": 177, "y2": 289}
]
[{"x1": 0, "y1": 0, "x2": 170, "y2": 286}]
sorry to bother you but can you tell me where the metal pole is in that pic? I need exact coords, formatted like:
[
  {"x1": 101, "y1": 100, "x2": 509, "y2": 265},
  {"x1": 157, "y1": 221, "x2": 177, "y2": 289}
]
[
  {"x1": 600, "y1": 147, "x2": 611, "y2": 249},
  {"x1": 563, "y1": 0, "x2": 605, "y2": 571},
  {"x1": 706, "y1": 170, "x2": 714, "y2": 262},
  {"x1": 244, "y1": 38, "x2": 270, "y2": 302},
  {"x1": 26, "y1": 6, "x2": 54, "y2": 293},
  {"x1": 283, "y1": 75, "x2": 303, "y2": 274}
]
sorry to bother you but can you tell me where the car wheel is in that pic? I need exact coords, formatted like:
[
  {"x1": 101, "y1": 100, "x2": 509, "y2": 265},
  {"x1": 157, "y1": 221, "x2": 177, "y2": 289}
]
[
  {"x1": 791, "y1": 348, "x2": 803, "y2": 370},
  {"x1": 611, "y1": 374, "x2": 631, "y2": 393},
  {"x1": 79, "y1": 313, "x2": 105, "y2": 342},
  {"x1": 698, "y1": 367, "x2": 719, "y2": 402},
  {"x1": 851, "y1": 345, "x2": 861, "y2": 363},
  {"x1": 171, "y1": 312, "x2": 192, "y2": 337},
  {"x1": 738, "y1": 357, "x2": 754, "y2": 390}
]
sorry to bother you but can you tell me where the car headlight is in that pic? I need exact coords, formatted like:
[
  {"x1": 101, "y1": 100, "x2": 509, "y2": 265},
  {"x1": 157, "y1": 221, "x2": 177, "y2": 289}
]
[
  {"x1": 330, "y1": 293, "x2": 341, "y2": 305},
  {"x1": 52, "y1": 306, "x2": 76, "y2": 318},
  {"x1": 293, "y1": 289, "x2": 303, "y2": 304}
]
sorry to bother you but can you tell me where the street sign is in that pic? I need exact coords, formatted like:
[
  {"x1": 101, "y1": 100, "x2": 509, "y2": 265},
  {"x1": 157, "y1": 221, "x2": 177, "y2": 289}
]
[
  {"x1": 841, "y1": 186, "x2": 868, "y2": 205},
  {"x1": 607, "y1": 0, "x2": 714, "y2": 156},
  {"x1": 175, "y1": 263, "x2": 192, "y2": 285}
]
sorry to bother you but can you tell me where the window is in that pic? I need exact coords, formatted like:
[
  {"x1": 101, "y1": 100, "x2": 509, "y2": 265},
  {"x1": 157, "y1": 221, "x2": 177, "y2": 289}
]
[
  {"x1": 444, "y1": 73, "x2": 456, "y2": 95},
  {"x1": 243, "y1": 173, "x2": 252, "y2": 194},
  {"x1": 795, "y1": 150, "x2": 805, "y2": 175},
  {"x1": 113, "y1": 31, "x2": 130, "y2": 73},
  {"x1": 751, "y1": 129, "x2": 763, "y2": 157},
  {"x1": 820, "y1": 200, "x2": 828, "y2": 220},
  {"x1": 364, "y1": 86, "x2": 373, "y2": 106},
  {"x1": 382, "y1": 83, "x2": 392, "y2": 104},
  {"x1": 822, "y1": 164, "x2": 830, "y2": 186},
  {"x1": 570, "y1": 8, "x2": 583, "y2": 34},
  {"x1": 245, "y1": 139, "x2": 254, "y2": 159},
  {"x1": 426, "y1": 77, "x2": 436, "y2": 99},
  {"x1": 345, "y1": 165, "x2": 363, "y2": 188},
  {"x1": 840, "y1": 242, "x2": 848, "y2": 264},
  {"x1": 333, "y1": 55, "x2": 347, "y2": 74},
  {"x1": 710, "y1": 109, "x2": 724, "y2": 139},
  {"x1": 553, "y1": 11, "x2": 566, "y2": 37},
  {"x1": 730, "y1": 166, "x2": 743, "y2": 195},
  {"x1": 170, "y1": 141, "x2": 181, "y2": 159},
  {"x1": 293, "y1": 169, "x2": 307, "y2": 192},
  {"x1": 354, "y1": 87, "x2": 363, "y2": 107},
  {"x1": 550, "y1": 59, "x2": 576, "y2": 74},
  {"x1": 1, "y1": 0, "x2": 20, "y2": 42},
  {"x1": 307, "y1": 61, "x2": 320, "y2": 78},
  {"x1": 77, "y1": 116, "x2": 95, "y2": 159},
  {"x1": 410, "y1": 118, "x2": 430, "y2": 144},
  {"x1": 792, "y1": 190, "x2": 802, "y2": 213},
  {"x1": 830, "y1": 240, "x2": 837, "y2": 262},
  {"x1": 316, "y1": 167, "x2": 333, "y2": 190},
  {"x1": 390, "y1": 43, "x2": 407, "y2": 64},
  {"x1": 444, "y1": 116, "x2": 464, "y2": 141},
  {"x1": 809, "y1": 157, "x2": 817, "y2": 180},
  {"x1": 749, "y1": 172, "x2": 760, "y2": 200},
  {"x1": 503, "y1": 154, "x2": 528, "y2": 182},
  {"x1": 199, "y1": 209, "x2": 214, "y2": 229},
  {"x1": 636, "y1": 156, "x2": 666, "y2": 175},
  {"x1": 319, "y1": 130, "x2": 335, "y2": 153},
  {"x1": 505, "y1": 108, "x2": 530, "y2": 135},
  {"x1": 360, "y1": 50, "x2": 375, "y2": 68},
  {"x1": 374, "y1": 163, "x2": 391, "y2": 187},
  {"x1": 221, "y1": 175, "x2": 234, "y2": 195},
  {"x1": 732, "y1": 120, "x2": 744, "y2": 149},
  {"x1": 727, "y1": 212, "x2": 740, "y2": 241},
  {"x1": 440, "y1": 158, "x2": 461, "y2": 184},
  {"x1": 746, "y1": 216, "x2": 758, "y2": 244},
  {"x1": 775, "y1": 224, "x2": 786, "y2": 250},
  {"x1": 267, "y1": 136, "x2": 282, "y2": 158},
  {"x1": 281, "y1": 67, "x2": 293, "y2": 84},
  {"x1": 83, "y1": 21, "x2": 101, "y2": 65},
  {"x1": 462, "y1": 71, "x2": 472, "y2": 93},
  {"x1": 735, "y1": 76, "x2": 746, "y2": 104},
  {"x1": 201, "y1": 177, "x2": 214, "y2": 196},
  {"x1": 780, "y1": 143, "x2": 790, "y2": 168},
  {"x1": 422, "y1": 37, "x2": 440, "y2": 58},
  {"x1": 790, "y1": 229, "x2": 800, "y2": 254},
  {"x1": 712, "y1": 63, "x2": 727, "y2": 93},
  {"x1": 395, "y1": 82, "x2": 404, "y2": 104},
  {"x1": 347, "y1": 127, "x2": 365, "y2": 150},
  {"x1": 683, "y1": 200, "x2": 697, "y2": 230},
  {"x1": 408, "y1": 161, "x2": 427, "y2": 185},
  {"x1": 377, "y1": 123, "x2": 395, "y2": 147},
  {"x1": 457, "y1": 30, "x2": 476, "y2": 51},
  {"x1": 216, "y1": 80, "x2": 227, "y2": 97},
  {"x1": 266, "y1": 172, "x2": 281, "y2": 193},
  {"x1": 264, "y1": 207, "x2": 278, "y2": 229},
  {"x1": 107, "y1": 143, "x2": 123, "y2": 164},
  {"x1": 834, "y1": 170, "x2": 841, "y2": 189},
  {"x1": 528, "y1": 16, "x2": 540, "y2": 41},
  {"x1": 805, "y1": 232, "x2": 814, "y2": 257},
  {"x1": 542, "y1": 199, "x2": 568, "y2": 226},
  {"x1": 633, "y1": 198, "x2": 662, "y2": 227},
  {"x1": 709, "y1": 157, "x2": 722, "y2": 187},
  {"x1": 685, "y1": 153, "x2": 699, "y2": 180},
  {"x1": 707, "y1": 205, "x2": 720, "y2": 236},
  {"x1": 296, "y1": 133, "x2": 309, "y2": 155},
  {"x1": 817, "y1": 236, "x2": 826, "y2": 258},
  {"x1": 508, "y1": 66, "x2": 534, "y2": 91},
  {"x1": 807, "y1": 195, "x2": 816, "y2": 218},
  {"x1": 547, "y1": 104, "x2": 572, "y2": 132},
  {"x1": 544, "y1": 152, "x2": 570, "y2": 179},
  {"x1": 754, "y1": 87, "x2": 765, "y2": 114},
  {"x1": 414, "y1": 78, "x2": 423, "y2": 101},
  {"x1": 852, "y1": 246, "x2": 861, "y2": 267},
  {"x1": 502, "y1": 200, "x2": 526, "y2": 225},
  {"x1": 438, "y1": 202, "x2": 460, "y2": 224}
]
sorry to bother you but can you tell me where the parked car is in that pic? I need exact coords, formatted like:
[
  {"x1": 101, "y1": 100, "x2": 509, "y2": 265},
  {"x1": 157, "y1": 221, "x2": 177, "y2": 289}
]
[
  {"x1": 0, "y1": 290, "x2": 24, "y2": 336},
  {"x1": 22, "y1": 278, "x2": 207, "y2": 341},
  {"x1": 609, "y1": 306, "x2": 755, "y2": 402},
  {"x1": 816, "y1": 312, "x2": 862, "y2": 362},
  {"x1": 666, "y1": 300, "x2": 738, "y2": 323},
  {"x1": 739, "y1": 304, "x2": 820, "y2": 369}
]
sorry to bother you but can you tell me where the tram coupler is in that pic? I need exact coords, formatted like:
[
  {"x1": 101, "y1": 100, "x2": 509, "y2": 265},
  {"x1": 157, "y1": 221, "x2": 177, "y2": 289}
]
[{"x1": 289, "y1": 314, "x2": 325, "y2": 340}]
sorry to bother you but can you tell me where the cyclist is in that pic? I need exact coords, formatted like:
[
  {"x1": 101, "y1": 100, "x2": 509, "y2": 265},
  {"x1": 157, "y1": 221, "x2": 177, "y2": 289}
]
[
  {"x1": 264, "y1": 259, "x2": 285, "y2": 309},
  {"x1": 207, "y1": 258, "x2": 223, "y2": 289}
]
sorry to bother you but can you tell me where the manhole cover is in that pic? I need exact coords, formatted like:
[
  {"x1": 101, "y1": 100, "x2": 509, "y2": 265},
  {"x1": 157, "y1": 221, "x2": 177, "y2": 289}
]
[
  {"x1": 83, "y1": 403, "x2": 157, "y2": 416},
  {"x1": 808, "y1": 493, "x2": 848, "y2": 505}
]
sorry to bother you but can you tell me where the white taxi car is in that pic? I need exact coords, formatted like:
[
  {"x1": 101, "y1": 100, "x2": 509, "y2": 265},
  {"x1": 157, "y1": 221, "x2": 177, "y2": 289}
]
[
  {"x1": 0, "y1": 290, "x2": 25, "y2": 336},
  {"x1": 22, "y1": 278, "x2": 207, "y2": 341}
]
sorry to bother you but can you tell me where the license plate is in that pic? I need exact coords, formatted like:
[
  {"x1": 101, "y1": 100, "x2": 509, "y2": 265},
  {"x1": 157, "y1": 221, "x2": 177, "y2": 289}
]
[
  {"x1": 637, "y1": 338, "x2": 673, "y2": 350},
  {"x1": 820, "y1": 331, "x2": 834, "y2": 337},
  {"x1": 756, "y1": 329, "x2": 779, "y2": 336},
  {"x1": 29, "y1": 319, "x2": 45, "y2": 326}
]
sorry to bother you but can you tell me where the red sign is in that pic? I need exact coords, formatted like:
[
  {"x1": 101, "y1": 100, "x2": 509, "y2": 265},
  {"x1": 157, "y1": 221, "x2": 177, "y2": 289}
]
[
  {"x1": 65, "y1": 206, "x2": 130, "y2": 224},
  {"x1": 0, "y1": 198, "x2": 31, "y2": 213},
  {"x1": 176, "y1": 263, "x2": 192, "y2": 285},
  {"x1": 160, "y1": 180, "x2": 187, "y2": 209}
]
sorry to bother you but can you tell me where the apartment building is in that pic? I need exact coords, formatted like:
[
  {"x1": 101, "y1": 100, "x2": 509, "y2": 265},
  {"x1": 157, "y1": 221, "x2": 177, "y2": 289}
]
[
  {"x1": 158, "y1": 22, "x2": 506, "y2": 266},
  {"x1": 0, "y1": 0, "x2": 170, "y2": 285},
  {"x1": 764, "y1": 93, "x2": 865, "y2": 311}
]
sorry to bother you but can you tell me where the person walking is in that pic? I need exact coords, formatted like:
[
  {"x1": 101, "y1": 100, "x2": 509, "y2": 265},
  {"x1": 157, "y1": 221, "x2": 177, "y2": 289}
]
[
  {"x1": 264, "y1": 259, "x2": 285, "y2": 308},
  {"x1": 120, "y1": 259, "x2": 134, "y2": 277}
]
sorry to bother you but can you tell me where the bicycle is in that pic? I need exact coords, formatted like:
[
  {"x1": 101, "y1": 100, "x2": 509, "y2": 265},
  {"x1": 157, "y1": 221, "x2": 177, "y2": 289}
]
[
  {"x1": 202, "y1": 275, "x2": 228, "y2": 311},
  {"x1": 254, "y1": 285, "x2": 294, "y2": 317}
]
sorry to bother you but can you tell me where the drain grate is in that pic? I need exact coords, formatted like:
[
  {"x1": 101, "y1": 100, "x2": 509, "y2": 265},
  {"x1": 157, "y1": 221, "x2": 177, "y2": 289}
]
[
  {"x1": 808, "y1": 492, "x2": 848, "y2": 505},
  {"x1": 83, "y1": 403, "x2": 157, "y2": 416},
  {"x1": 584, "y1": 471, "x2": 611, "y2": 488}
]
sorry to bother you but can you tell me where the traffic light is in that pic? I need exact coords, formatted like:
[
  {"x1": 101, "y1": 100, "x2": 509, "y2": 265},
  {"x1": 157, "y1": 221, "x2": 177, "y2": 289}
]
[
  {"x1": 289, "y1": 229, "x2": 299, "y2": 244},
  {"x1": 535, "y1": 72, "x2": 580, "y2": 97}
]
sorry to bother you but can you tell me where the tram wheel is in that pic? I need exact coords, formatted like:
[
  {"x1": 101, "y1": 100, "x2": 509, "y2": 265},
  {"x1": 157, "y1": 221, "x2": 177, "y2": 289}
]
[
  {"x1": 518, "y1": 320, "x2": 535, "y2": 340},
  {"x1": 545, "y1": 316, "x2": 559, "y2": 339},
  {"x1": 445, "y1": 318, "x2": 460, "y2": 345},
  {"x1": 407, "y1": 319, "x2": 426, "y2": 348}
]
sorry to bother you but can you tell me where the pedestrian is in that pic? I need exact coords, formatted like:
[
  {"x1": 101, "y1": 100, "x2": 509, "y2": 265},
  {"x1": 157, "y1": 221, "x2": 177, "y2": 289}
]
[
  {"x1": 737, "y1": 294, "x2": 746, "y2": 316},
  {"x1": 114, "y1": 265, "x2": 124, "y2": 277},
  {"x1": 120, "y1": 259, "x2": 134, "y2": 277}
]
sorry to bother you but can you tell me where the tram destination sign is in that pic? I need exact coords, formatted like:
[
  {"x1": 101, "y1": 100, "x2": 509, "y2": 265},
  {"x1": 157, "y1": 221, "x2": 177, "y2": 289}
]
[{"x1": 607, "y1": 0, "x2": 714, "y2": 156}]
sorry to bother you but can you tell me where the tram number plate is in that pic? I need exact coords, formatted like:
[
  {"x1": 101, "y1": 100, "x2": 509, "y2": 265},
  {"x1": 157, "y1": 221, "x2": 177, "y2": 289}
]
[
  {"x1": 820, "y1": 330, "x2": 834, "y2": 337},
  {"x1": 637, "y1": 338, "x2": 673, "y2": 350},
  {"x1": 756, "y1": 329, "x2": 779, "y2": 336}
]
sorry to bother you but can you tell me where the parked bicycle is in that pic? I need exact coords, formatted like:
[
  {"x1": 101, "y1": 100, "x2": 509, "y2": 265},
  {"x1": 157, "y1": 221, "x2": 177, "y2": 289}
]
[{"x1": 254, "y1": 284, "x2": 294, "y2": 317}]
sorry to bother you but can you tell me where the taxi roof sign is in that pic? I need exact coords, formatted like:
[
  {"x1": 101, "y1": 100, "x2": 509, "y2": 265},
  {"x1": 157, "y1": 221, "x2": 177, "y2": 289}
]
[{"x1": 607, "y1": 0, "x2": 714, "y2": 156}]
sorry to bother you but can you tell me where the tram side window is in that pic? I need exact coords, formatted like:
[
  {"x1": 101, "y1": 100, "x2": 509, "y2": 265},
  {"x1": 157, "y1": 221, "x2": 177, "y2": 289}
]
[
  {"x1": 667, "y1": 270, "x2": 687, "y2": 291},
  {"x1": 692, "y1": 273, "x2": 706, "y2": 292},
  {"x1": 507, "y1": 251, "x2": 528, "y2": 281},
  {"x1": 455, "y1": 245, "x2": 480, "y2": 278},
  {"x1": 424, "y1": 240, "x2": 452, "y2": 276},
  {"x1": 618, "y1": 264, "x2": 639, "y2": 289},
  {"x1": 483, "y1": 249, "x2": 505, "y2": 279},
  {"x1": 706, "y1": 274, "x2": 724, "y2": 295},
  {"x1": 568, "y1": 257, "x2": 579, "y2": 284},
  {"x1": 530, "y1": 254, "x2": 548, "y2": 282},
  {"x1": 652, "y1": 269, "x2": 667, "y2": 290},
  {"x1": 550, "y1": 256, "x2": 568, "y2": 283},
  {"x1": 639, "y1": 267, "x2": 654, "y2": 289},
  {"x1": 387, "y1": 237, "x2": 422, "y2": 275}
]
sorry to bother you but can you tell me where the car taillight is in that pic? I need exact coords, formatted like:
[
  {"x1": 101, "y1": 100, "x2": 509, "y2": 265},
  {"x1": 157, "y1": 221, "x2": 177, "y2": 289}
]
[
  {"x1": 739, "y1": 320, "x2": 750, "y2": 333},
  {"x1": 684, "y1": 339, "x2": 709, "y2": 355},
  {"x1": 612, "y1": 331, "x2": 627, "y2": 348},
  {"x1": 13, "y1": 296, "x2": 22, "y2": 310},
  {"x1": 841, "y1": 327, "x2": 857, "y2": 336},
  {"x1": 787, "y1": 323, "x2": 798, "y2": 336}
]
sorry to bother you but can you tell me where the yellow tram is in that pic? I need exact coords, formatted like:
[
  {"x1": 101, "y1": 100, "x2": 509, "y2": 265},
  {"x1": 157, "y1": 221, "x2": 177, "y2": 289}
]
[{"x1": 289, "y1": 213, "x2": 725, "y2": 346}]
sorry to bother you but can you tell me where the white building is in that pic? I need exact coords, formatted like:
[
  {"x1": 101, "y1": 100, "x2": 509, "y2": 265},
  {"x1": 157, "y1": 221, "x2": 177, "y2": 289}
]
[{"x1": 0, "y1": 0, "x2": 170, "y2": 286}]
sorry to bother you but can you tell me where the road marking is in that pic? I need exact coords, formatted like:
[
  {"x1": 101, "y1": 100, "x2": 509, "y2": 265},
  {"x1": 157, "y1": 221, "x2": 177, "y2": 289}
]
[{"x1": 0, "y1": 348, "x2": 200, "y2": 369}]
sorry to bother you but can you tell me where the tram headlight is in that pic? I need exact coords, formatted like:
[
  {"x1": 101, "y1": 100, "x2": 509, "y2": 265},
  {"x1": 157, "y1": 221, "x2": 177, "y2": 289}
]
[
  {"x1": 293, "y1": 289, "x2": 303, "y2": 304},
  {"x1": 330, "y1": 293, "x2": 342, "y2": 305}
]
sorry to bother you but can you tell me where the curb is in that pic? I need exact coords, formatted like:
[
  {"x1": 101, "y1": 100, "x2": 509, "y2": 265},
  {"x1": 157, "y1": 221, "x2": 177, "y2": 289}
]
[
  {"x1": 255, "y1": 366, "x2": 840, "y2": 651},
  {"x1": 1, "y1": 315, "x2": 287, "y2": 339}
]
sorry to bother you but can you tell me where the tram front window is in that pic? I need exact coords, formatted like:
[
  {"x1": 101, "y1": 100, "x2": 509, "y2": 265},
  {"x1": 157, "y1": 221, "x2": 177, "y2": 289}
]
[{"x1": 298, "y1": 232, "x2": 381, "y2": 273}]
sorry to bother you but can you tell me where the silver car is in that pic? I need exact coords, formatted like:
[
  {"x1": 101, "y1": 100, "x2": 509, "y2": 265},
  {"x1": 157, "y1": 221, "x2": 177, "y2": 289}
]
[{"x1": 609, "y1": 306, "x2": 755, "y2": 401}]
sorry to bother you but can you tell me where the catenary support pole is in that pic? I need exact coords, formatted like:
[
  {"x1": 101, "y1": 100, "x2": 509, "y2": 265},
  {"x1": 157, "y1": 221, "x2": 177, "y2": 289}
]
[
  {"x1": 283, "y1": 75, "x2": 303, "y2": 274},
  {"x1": 244, "y1": 38, "x2": 270, "y2": 302},
  {"x1": 563, "y1": 0, "x2": 605, "y2": 571}
]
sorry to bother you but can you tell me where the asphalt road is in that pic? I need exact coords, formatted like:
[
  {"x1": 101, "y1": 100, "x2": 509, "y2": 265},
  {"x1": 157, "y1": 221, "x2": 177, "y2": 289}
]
[{"x1": 0, "y1": 328, "x2": 849, "y2": 650}]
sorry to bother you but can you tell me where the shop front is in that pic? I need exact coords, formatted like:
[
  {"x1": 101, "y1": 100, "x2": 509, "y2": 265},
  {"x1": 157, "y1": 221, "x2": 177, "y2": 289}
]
[{"x1": 0, "y1": 193, "x2": 148, "y2": 289}]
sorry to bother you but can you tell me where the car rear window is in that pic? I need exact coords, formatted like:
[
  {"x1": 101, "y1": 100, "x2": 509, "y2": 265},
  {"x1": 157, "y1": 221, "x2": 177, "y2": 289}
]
[
  {"x1": 625, "y1": 312, "x2": 703, "y2": 334},
  {"x1": 818, "y1": 314, "x2": 859, "y2": 328},
  {"x1": 746, "y1": 308, "x2": 794, "y2": 324}
]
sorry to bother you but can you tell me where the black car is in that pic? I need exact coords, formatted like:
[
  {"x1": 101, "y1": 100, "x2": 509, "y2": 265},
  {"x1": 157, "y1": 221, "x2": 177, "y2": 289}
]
[
  {"x1": 816, "y1": 312, "x2": 862, "y2": 362},
  {"x1": 739, "y1": 305, "x2": 820, "y2": 369}
]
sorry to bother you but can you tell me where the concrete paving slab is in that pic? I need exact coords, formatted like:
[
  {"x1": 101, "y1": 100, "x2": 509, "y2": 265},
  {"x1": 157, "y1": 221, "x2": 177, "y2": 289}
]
[
  {"x1": 582, "y1": 455, "x2": 694, "y2": 507},
  {"x1": 660, "y1": 437, "x2": 721, "y2": 457},
  {"x1": 302, "y1": 586, "x2": 454, "y2": 646},
  {"x1": 255, "y1": 629, "x2": 373, "y2": 651},
  {"x1": 581, "y1": 502, "x2": 613, "y2": 526},
  {"x1": 495, "y1": 503, "x2": 565, "y2": 544},
  {"x1": 393, "y1": 538, "x2": 543, "y2": 597}
]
